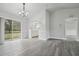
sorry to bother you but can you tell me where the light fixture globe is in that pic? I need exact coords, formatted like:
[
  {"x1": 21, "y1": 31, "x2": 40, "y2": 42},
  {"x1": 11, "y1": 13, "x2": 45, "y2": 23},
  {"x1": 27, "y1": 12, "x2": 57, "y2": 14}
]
[{"x1": 18, "y1": 3, "x2": 29, "y2": 17}]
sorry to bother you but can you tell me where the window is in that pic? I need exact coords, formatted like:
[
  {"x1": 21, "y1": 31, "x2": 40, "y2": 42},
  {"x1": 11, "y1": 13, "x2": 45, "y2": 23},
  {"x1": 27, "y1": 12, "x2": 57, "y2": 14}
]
[
  {"x1": 5, "y1": 19, "x2": 21, "y2": 40},
  {"x1": 65, "y1": 16, "x2": 78, "y2": 39}
]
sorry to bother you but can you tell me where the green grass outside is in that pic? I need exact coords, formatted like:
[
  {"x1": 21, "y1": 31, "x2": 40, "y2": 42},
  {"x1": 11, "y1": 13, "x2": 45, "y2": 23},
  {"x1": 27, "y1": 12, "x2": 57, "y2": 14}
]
[{"x1": 5, "y1": 31, "x2": 21, "y2": 40}]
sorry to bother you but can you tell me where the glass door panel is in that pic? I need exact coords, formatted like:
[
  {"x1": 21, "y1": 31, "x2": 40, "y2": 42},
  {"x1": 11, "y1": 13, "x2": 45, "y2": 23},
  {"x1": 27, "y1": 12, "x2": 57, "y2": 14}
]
[
  {"x1": 5, "y1": 19, "x2": 12, "y2": 40},
  {"x1": 12, "y1": 21, "x2": 21, "y2": 39}
]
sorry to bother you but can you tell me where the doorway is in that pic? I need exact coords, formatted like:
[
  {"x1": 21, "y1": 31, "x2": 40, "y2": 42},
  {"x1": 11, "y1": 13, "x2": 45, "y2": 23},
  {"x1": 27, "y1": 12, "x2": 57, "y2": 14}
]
[{"x1": 29, "y1": 21, "x2": 40, "y2": 39}]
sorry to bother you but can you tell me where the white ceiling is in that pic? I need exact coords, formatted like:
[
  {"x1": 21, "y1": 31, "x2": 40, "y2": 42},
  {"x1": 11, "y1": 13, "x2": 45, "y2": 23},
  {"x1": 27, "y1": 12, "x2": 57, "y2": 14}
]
[
  {"x1": 0, "y1": 3, "x2": 79, "y2": 19},
  {"x1": 47, "y1": 3, "x2": 79, "y2": 12}
]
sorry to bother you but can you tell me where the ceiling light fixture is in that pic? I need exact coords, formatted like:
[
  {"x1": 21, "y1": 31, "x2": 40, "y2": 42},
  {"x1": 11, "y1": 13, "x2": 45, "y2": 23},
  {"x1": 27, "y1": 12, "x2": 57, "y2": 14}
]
[{"x1": 18, "y1": 3, "x2": 29, "y2": 17}]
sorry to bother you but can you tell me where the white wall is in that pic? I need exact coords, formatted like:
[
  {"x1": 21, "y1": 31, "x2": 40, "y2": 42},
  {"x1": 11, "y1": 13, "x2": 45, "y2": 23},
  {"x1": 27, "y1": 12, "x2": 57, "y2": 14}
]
[
  {"x1": 45, "y1": 10, "x2": 51, "y2": 39},
  {"x1": 21, "y1": 18, "x2": 29, "y2": 39},
  {"x1": 50, "y1": 8, "x2": 79, "y2": 39},
  {"x1": 39, "y1": 10, "x2": 46, "y2": 40},
  {"x1": 0, "y1": 18, "x2": 5, "y2": 44},
  {"x1": 28, "y1": 8, "x2": 79, "y2": 40},
  {"x1": 0, "y1": 19, "x2": 2, "y2": 44}
]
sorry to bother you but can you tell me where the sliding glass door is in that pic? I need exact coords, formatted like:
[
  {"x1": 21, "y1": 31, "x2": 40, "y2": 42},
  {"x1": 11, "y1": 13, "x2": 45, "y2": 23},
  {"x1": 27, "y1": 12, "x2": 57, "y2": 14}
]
[
  {"x1": 12, "y1": 21, "x2": 21, "y2": 39},
  {"x1": 5, "y1": 20, "x2": 12, "y2": 40},
  {"x1": 5, "y1": 19, "x2": 21, "y2": 41}
]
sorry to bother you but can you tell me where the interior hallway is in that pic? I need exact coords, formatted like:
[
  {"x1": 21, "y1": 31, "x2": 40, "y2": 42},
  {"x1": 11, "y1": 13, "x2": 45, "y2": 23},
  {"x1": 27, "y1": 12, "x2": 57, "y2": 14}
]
[{"x1": 0, "y1": 39, "x2": 79, "y2": 56}]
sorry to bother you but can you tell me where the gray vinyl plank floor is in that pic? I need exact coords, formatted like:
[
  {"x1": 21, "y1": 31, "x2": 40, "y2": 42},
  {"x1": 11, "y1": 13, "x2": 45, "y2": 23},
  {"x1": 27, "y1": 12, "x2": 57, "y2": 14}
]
[
  {"x1": 19, "y1": 39, "x2": 79, "y2": 56},
  {"x1": 0, "y1": 39, "x2": 79, "y2": 56}
]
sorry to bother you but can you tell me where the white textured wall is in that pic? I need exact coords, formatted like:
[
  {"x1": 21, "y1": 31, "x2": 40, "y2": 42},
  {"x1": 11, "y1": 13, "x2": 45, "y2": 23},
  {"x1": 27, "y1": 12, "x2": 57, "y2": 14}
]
[
  {"x1": 0, "y1": 19, "x2": 1, "y2": 44},
  {"x1": 21, "y1": 19, "x2": 29, "y2": 39},
  {"x1": 0, "y1": 18, "x2": 5, "y2": 44},
  {"x1": 39, "y1": 10, "x2": 46, "y2": 40},
  {"x1": 50, "y1": 8, "x2": 79, "y2": 39},
  {"x1": 45, "y1": 10, "x2": 51, "y2": 39}
]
